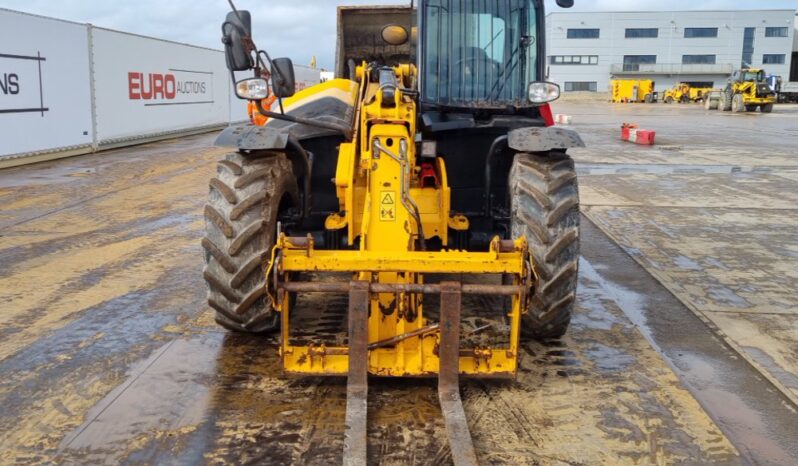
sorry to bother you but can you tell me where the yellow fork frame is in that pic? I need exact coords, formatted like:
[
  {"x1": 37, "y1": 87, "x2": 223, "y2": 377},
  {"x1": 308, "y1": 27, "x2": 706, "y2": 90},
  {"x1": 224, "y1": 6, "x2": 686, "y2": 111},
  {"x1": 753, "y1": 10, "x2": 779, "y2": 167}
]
[{"x1": 272, "y1": 235, "x2": 531, "y2": 378}]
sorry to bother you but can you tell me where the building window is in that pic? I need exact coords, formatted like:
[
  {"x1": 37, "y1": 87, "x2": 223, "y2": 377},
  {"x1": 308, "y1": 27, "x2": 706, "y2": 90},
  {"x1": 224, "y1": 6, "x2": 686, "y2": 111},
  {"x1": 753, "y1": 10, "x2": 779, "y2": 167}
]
[
  {"x1": 623, "y1": 55, "x2": 656, "y2": 71},
  {"x1": 763, "y1": 54, "x2": 786, "y2": 64},
  {"x1": 765, "y1": 27, "x2": 788, "y2": 38},
  {"x1": 550, "y1": 55, "x2": 599, "y2": 65},
  {"x1": 742, "y1": 27, "x2": 755, "y2": 67},
  {"x1": 625, "y1": 28, "x2": 658, "y2": 38},
  {"x1": 567, "y1": 28, "x2": 600, "y2": 39},
  {"x1": 564, "y1": 82, "x2": 598, "y2": 92},
  {"x1": 682, "y1": 54, "x2": 717, "y2": 64},
  {"x1": 685, "y1": 27, "x2": 718, "y2": 38}
]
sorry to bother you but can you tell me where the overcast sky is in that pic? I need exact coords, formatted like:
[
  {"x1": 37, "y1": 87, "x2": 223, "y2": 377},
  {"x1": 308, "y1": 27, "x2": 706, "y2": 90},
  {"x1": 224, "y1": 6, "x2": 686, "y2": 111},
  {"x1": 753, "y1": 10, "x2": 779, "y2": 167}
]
[{"x1": 1, "y1": 0, "x2": 795, "y2": 69}]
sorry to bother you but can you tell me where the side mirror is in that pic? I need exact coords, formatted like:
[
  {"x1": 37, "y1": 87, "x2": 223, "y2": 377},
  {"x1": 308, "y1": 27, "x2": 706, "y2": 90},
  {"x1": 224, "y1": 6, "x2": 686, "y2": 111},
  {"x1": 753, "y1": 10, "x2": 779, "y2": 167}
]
[
  {"x1": 271, "y1": 58, "x2": 296, "y2": 98},
  {"x1": 555, "y1": 0, "x2": 574, "y2": 7},
  {"x1": 222, "y1": 10, "x2": 253, "y2": 71}
]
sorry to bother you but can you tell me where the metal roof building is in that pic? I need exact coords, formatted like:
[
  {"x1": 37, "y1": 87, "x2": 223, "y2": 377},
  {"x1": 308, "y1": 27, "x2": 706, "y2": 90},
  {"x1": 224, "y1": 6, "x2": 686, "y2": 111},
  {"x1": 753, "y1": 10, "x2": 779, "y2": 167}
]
[{"x1": 545, "y1": 10, "x2": 797, "y2": 93}]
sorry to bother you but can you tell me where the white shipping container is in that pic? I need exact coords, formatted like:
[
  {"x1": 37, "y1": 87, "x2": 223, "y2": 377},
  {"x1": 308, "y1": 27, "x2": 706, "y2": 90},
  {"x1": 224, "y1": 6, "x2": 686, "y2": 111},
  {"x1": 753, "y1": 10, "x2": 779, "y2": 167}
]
[
  {"x1": 294, "y1": 65, "x2": 322, "y2": 93},
  {"x1": 1, "y1": 7, "x2": 325, "y2": 166},
  {"x1": 91, "y1": 28, "x2": 231, "y2": 144},
  {"x1": 0, "y1": 9, "x2": 93, "y2": 159}
]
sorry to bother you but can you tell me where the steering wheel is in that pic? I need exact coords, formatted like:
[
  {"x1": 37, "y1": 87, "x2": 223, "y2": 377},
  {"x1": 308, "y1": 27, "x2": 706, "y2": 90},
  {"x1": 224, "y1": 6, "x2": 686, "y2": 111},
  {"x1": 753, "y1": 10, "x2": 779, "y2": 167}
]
[{"x1": 454, "y1": 56, "x2": 485, "y2": 72}]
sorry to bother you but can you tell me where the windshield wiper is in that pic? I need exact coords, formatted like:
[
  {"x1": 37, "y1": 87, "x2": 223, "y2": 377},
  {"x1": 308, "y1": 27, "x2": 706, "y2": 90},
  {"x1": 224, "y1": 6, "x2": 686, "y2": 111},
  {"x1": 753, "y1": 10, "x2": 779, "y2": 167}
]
[{"x1": 489, "y1": 39, "x2": 527, "y2": 100}]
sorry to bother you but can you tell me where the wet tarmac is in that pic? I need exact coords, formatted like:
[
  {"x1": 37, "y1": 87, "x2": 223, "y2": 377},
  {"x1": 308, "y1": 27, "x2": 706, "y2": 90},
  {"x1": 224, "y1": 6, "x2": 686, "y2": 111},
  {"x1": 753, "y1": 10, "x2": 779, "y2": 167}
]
[
  {"x1": 0, "y1": 104, "x2": 796, "y2": 465},
  {"x1": 559, "y1": 102, "x2": 798, "y2": 412}
]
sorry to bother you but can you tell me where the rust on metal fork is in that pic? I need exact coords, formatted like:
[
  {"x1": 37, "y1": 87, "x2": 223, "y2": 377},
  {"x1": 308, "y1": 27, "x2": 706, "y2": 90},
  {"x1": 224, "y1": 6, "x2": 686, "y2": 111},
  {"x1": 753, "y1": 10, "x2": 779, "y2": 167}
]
[
  {"x1": 342, "y1": 281, "x2": 369, "y2": 466},
  {"x1": 439, "y1": 281, "x2": 479, "y2": 466}
]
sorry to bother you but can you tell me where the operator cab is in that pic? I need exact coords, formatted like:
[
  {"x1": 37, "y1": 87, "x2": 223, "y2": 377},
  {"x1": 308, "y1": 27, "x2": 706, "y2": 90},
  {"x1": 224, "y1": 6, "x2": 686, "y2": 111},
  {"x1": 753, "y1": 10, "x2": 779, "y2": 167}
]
[
  {"x1": 420, "y1": 0, "x2": 542, "y2": 110},
  {"x1": 736, "y1": 69, "x2": 767, "y2": 83}
]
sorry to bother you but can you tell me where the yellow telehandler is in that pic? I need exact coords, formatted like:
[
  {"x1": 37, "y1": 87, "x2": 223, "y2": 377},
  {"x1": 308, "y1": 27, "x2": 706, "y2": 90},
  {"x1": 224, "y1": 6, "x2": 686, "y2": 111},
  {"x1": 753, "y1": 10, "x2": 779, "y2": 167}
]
[{"x1": 206, "y1": 1, "x2": 583, "y2": 463}]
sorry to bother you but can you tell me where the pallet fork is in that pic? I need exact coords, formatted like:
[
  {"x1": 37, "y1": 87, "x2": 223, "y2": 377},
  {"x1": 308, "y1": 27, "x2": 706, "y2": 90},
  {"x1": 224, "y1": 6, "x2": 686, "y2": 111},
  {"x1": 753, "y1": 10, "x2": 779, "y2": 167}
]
[{"x1": 339, "y1": 281, "x2": 484, "y2": 465}]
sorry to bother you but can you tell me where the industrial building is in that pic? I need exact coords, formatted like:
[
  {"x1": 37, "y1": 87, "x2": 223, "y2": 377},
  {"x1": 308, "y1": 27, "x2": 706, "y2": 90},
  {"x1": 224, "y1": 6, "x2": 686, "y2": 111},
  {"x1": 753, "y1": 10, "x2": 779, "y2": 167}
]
[{"x1": 545, "y1": 9, "x2": 797, "y2": 93}]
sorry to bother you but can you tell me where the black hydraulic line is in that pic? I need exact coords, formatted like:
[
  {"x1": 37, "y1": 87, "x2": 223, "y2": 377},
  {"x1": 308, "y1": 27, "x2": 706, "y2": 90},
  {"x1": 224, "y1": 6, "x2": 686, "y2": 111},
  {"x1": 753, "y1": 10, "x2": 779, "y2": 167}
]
[
  {"x1": 286, "y1": 136, "x2": 313, "y2": 221},
  {"x1": 484, "y1": 135, "x2": 508, "y2": 216},
  {"x1": 255, "y1": 99, "x2": 353, "y2": 140}
]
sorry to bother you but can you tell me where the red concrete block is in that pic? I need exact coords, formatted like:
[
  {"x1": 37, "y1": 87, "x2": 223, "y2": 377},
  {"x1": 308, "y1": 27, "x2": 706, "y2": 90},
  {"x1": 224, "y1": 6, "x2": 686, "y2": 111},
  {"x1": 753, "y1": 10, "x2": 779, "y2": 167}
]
[
  {"x1": 621, "y1": 124, "x2": 655, "y2": 145},
  {"x1": 632, "y1": 129, "x2": 656, "y2": 145}
]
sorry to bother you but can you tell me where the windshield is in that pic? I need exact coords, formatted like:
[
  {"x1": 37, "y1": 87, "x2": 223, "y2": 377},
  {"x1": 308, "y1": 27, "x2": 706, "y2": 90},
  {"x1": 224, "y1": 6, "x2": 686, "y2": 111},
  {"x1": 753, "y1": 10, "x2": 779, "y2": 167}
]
[
  {"x1": 421, "y1": 0, "x2": 539, "y2": 108},
  {"x1": 743, "y1": 71, "x2": 764, "y2": 81}
]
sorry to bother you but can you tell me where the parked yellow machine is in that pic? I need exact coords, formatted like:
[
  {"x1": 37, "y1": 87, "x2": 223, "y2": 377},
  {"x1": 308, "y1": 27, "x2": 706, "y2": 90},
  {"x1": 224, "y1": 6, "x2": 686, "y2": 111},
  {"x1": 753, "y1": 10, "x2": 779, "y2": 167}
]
[
  {"x1": 719, "y1": 68, "x2": 776, "y2": 113},
  {"x1": 611, "y1": 79, "x2": 656, "y2": 103},
  {"x1": 663, "y1": 83, "x2": 714, "y2": 103}
]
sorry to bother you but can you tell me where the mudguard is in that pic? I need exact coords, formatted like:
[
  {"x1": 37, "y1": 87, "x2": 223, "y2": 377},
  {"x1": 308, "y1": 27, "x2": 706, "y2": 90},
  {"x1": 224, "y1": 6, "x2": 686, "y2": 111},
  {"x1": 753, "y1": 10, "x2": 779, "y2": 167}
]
[
  {"x1": 216, "y1": 78, "x2": 359, "y2": 151},
  {"x1": 215, "y1": 125, "x2": 290, "y2": 151},
  {"x1": 508, "y1": 126, "x2": 585, "y2": 152}
]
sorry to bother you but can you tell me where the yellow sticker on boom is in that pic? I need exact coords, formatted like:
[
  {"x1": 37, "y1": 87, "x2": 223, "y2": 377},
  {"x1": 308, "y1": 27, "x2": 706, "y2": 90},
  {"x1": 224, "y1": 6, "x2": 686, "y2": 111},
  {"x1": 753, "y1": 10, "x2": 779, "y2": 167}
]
[{"x1": 380, "y1": 191, "x2": 396, "y2": 221}]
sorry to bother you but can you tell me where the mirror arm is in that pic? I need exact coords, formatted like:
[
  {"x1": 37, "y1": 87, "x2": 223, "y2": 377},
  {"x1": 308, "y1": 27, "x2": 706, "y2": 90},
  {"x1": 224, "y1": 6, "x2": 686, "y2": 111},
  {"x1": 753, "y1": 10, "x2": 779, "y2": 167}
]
[
  {"x1": 226, "y1": 0, "x2": 289, "y2": 115},
  {"x1": 254, "y1": 99, "x2": 353, "y2": 140}
]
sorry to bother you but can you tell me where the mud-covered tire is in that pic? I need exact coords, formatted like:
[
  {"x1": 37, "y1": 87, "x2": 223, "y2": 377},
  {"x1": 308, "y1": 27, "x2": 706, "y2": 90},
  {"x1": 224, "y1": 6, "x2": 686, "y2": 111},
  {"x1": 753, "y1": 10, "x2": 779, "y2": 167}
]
[
  {"x1": 509, "y1": 151, "x2": 580, "y2": 340},
  {"x1": 732, "y1": 94, "x2": 745, "y2": 113},
  {"x1": 202, "y1": 151, "x2": 298, "y2": 333},
  {"x1": 720, "y1": 88, "x2": 733, "y2": 112}
]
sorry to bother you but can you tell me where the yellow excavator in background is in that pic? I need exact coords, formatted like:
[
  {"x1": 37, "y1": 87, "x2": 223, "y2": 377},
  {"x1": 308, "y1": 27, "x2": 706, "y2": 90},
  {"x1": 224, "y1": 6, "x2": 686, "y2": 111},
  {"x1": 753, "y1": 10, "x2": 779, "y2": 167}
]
[
  {"x1": 719, "y1": 68, "x2": 776, "y2": 113},
  {"x1": 206, "y1": 0, "x2": 582, "y2": 463}
]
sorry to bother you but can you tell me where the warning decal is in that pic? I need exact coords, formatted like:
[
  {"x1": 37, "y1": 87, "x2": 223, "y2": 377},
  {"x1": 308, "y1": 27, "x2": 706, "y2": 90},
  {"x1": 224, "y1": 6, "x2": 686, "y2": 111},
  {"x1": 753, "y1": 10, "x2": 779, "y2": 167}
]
[{"x1": 380, "y1": 191, "x2": 396, "y2": 221}]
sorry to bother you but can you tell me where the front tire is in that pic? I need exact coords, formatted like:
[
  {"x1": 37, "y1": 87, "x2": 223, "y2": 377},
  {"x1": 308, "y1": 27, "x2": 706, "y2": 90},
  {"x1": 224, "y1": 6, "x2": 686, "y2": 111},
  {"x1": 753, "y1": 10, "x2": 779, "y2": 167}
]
[
  {"x1": 202, "y1": 151, "x2": 298, "y2": 333},
  {"x1": 761, "y1": 103, "x2": 774, "y2": 113},
  {"x1": 509, "y1": 152, "x2": 580, "y2": 340},
  {"x1": 720, "y1": 88, "x2": 733, "y2": 112},
  {"x1": 732, "y1": 94, "x2": 745, "y2": 113}
]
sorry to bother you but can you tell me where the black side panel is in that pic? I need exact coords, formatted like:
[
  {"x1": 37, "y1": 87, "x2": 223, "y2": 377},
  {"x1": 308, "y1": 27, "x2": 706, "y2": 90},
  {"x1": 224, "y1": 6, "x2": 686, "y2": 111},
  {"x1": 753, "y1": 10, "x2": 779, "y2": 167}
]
[
  {"x1": 296, "y1": 135, "x2": 346, "y2": 230},
  {"x1": 434, "y1": 129, "x2": 513, "y2": 224}
]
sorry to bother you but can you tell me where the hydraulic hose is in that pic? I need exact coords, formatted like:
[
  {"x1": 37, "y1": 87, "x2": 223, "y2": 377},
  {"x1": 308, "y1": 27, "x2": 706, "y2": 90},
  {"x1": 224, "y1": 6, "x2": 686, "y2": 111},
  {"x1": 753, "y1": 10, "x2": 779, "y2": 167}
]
[{"x1": 373, "y1": 139, "x2": 427, "y2": 251}]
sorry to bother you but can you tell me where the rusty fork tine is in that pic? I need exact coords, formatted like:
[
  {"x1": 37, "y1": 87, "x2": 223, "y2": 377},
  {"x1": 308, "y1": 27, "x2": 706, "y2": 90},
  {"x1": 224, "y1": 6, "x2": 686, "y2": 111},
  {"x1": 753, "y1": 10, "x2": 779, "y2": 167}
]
[
  {"x1": 439, "y1": 282, "x2": 479, "y2": 466},
  {"x1": 343, "y1": 281, "x2": 370, "y2": 466}
]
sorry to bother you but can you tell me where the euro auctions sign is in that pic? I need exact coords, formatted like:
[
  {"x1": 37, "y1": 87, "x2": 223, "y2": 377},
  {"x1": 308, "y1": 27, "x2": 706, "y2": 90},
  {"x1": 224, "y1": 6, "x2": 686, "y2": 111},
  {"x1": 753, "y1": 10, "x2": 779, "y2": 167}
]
[
  {"x1": 127, "y1": 69, "x2": 213, "y2": 106},
  {"x1": 0, "y1": 52, "x2": 48, "y2": 116}
]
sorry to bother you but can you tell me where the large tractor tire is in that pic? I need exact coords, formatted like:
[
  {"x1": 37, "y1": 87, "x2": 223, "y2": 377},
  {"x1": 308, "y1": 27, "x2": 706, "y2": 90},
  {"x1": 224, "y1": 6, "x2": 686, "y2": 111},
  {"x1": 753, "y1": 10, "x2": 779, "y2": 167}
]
[
  {"x1": 509, "y1": 151, "x2": 580, "y2": 340},
  {"x1": 719, "y1": 88, "x2": 733, "y2": 112},
  {"x1": 731, "y1": 93, "x2": 745, "y2": 113},
  {"x1": 202, "y1": 151, "x2": 298, "y2": 333}
]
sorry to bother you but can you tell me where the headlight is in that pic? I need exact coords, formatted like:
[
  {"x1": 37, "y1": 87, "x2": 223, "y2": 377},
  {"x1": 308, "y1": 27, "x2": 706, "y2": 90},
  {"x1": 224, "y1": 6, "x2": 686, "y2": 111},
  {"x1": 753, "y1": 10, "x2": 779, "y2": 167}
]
[
  {"x1": 528, "y1": 81, "x2": 560, "y2": 104},
  {"x1": 235, "y1": 78, "x2": 270, "y2": 100}
]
